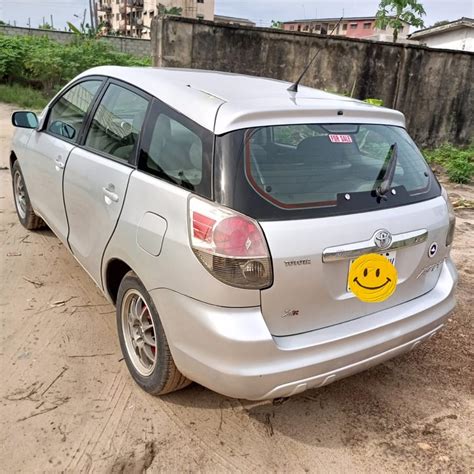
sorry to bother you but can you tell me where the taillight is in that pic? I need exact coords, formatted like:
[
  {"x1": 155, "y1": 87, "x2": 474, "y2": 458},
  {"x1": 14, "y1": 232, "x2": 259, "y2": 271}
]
[
  {"x1": 442, "y1": 187, "x2": 456, "y2": 246},
  {"x1": 189, "y1": 197, "x2": 273, "y2": 289}
]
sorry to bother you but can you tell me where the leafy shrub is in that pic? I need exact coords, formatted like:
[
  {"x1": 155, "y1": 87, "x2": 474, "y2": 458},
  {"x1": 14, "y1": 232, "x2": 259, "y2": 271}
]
[
  {"x1": 445, "y1": 154, "x2": 474, "y2": 184},
  {"x1": 364, "y1": 98, "x2": 384, "y2": 106},
  {"x1": 423, "y1": 143, "x2": 474, "y2": 184},
  {"x1": 0, "y1": 34, "x2": 151, "y2": 94}
]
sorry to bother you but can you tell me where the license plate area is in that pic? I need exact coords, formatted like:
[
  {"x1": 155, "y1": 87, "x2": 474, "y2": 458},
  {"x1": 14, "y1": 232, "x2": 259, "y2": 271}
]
[{"x1": 347, "y1": 251, "x2": 396, "y2": 293}]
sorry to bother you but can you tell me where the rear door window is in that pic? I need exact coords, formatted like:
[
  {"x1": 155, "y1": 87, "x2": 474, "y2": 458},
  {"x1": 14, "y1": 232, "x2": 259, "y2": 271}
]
[{"x1": 85, "y1": 83, "x2": 149, "y2": 162}]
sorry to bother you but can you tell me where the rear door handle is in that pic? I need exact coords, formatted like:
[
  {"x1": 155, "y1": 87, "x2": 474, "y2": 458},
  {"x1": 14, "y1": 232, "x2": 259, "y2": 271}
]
[
  {"x1": 55, "y1": 156, "x2": 65, "y2": 170},
  {"x1": 102, "y1": 185, "x2": 119, "y2": 203}
]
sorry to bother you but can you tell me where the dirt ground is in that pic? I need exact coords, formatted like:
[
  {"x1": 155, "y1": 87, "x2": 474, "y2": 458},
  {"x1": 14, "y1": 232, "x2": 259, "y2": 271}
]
[{"x1": 0, "y1": 101, "x2": 472, "y2": 473}]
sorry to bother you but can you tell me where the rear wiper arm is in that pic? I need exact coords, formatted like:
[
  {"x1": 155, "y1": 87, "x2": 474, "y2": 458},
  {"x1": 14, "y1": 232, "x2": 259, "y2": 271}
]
[{"x1": 376, "y1": 143, "x2": 398, "y2": 199}]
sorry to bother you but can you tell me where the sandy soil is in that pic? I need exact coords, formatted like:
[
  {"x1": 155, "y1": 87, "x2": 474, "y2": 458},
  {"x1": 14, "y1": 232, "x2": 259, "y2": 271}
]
[{"x1": 0, "y1": 102, "x2": 472, "y2": 473}]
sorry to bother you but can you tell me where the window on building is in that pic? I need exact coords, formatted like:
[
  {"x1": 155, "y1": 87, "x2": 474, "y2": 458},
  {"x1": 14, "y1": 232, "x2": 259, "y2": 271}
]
[
  {"x1": 342, "y1": 23, "x2": 348, "y2": 31},
  {"x1": 116, "y1": 13, "x2": 119, "y2": 20},
  {"x1": 350, "y1": 23, "x2": 357, "y2": 29},
  {"x1": 297, "y1": 25, "x2": 301, "y2": 31},
  {"x1": 197, "y1": 14, "x2": 204, "y2": 20},
  {"x1": 328, "y1": 24, "x2": 335, "y2": 30},
  {"x1": 303, "y1": 25, "x2": 309, "y2": 31},
  {"x1": 197, "y1": 0, "x2": 204, "y2": 3},
  {"x1": 363, "y1": 22, "x2": 372, "y2": 29},
  {"x1": 315, "y1": 24, "x2": 321, "y2": 30}
]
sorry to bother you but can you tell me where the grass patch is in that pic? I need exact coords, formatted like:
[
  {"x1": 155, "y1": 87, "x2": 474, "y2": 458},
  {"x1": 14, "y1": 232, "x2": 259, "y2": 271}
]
[
  {"x1": 0, "y1": 84, "x2": 49, "y2": 110},
  {"x1": 423, "y1": 143, "x2": 474, "y2": 184}
]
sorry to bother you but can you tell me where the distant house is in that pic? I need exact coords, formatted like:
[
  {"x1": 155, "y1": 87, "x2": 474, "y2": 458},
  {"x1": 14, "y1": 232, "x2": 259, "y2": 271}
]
[
  {"x1": 96, "y1": 0, "x2": 215, "y2": 38},
  {"x1": 214, "y1": 15, "x2": 256, "y2": 27},
  {"x1": 282, "y1": 16, "x2": 410, "y2": 41},
  {"x1": 409, "y1": 17, "x2": 474, "y2": 52}
]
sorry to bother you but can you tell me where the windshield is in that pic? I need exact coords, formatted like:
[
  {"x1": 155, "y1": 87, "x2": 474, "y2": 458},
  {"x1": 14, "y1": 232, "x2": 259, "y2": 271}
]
[{"x1": 214, "y1": 124, "x2": 440, "y2": 220}]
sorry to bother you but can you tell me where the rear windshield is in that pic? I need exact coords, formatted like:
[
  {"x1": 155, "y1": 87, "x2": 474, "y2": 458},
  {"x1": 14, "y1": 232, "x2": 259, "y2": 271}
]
[{"x1": 214, "y1": 124, "x2": 440, "y2": 220}]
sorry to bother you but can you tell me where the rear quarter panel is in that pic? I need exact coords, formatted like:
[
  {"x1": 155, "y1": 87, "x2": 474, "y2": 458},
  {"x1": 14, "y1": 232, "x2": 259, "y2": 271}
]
[{"x1": 102, "y1": 171, "x2": 260, "y2": 308}]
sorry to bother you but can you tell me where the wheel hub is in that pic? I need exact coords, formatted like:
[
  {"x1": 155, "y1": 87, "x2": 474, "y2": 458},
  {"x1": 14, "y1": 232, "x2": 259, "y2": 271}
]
[
  {"x1": 121, "y1": 289, "x2": 157, "y2": 376},
  {"x1": 14, "y1": 170, "x2": 27, "y2": 219}
]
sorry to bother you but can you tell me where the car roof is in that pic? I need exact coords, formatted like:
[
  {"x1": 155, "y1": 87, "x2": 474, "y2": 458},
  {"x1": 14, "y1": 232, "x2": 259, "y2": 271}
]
[{"x1": 76, "y1": 66, "x2": 406, "y2": 134}]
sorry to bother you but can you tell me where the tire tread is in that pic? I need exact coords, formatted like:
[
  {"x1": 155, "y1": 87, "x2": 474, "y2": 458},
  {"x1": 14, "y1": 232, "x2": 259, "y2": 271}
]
[
  {"x1": 117, "y1": 271, "x2": 191, "y2": 397},
  {"x1": 11, "y1": 161, "x2": 45, "y2": 230}
]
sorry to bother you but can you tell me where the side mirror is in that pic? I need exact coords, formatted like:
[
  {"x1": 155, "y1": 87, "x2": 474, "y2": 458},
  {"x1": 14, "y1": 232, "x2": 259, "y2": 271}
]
[
  {"x1": 12, "y1": 111, "x2": 39, "y2": 129},
  {"x1": 49, "y1": 120, "x2": 76, "y2": 140}
]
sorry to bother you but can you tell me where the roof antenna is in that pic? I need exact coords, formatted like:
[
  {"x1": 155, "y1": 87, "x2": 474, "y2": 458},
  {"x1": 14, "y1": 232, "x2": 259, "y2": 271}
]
[{"x1": 287, "y1": 17, "x2": 343, "y2": 95}]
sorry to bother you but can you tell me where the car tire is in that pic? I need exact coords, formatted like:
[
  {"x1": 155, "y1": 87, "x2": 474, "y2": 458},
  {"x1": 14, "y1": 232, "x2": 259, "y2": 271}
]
[
  {"x1": 116, "y1": 271, "x2": 191, "y2": 396},
  {"x1": 11, "y1": 160, "x2": 45, "y2": 230}
]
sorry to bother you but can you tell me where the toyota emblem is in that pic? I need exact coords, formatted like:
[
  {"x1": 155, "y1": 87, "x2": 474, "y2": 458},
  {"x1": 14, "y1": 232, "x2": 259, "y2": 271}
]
[{"x1": 374, "y1": 229, "x2": 393, "y2": 250}]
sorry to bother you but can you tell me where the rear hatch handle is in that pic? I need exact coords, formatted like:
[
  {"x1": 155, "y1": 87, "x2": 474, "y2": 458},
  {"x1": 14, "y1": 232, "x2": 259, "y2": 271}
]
[{"x1": 322, "y1": 229, "x2": 428, "y2": 263}]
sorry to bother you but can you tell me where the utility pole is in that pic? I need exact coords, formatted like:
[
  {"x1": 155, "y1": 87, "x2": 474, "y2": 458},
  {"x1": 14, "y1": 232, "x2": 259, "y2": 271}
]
[
  {"x1": 124, "y1": 0, "x2": 127, "y2": 36},
  {"x1": 27, "y1": 17, "x2": 31, "y2": 28},
  {"x1": 50, "y1": 14, "x2": 54, "y2": 29},
  {"x1": 93, "y1": 1, "x2": 98, "y2": 29},
  {"x1": 88, "y1": 0, "x2": 95, "y2": 29}
]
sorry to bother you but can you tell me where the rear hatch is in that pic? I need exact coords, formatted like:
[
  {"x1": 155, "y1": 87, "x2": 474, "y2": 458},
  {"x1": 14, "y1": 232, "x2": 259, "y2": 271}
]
[
  {"x1": 215, "y1": 123, "x2": 447, "y2": 336},
  {"x1": 259, "y1": 198, "x2": 448, "y2": 335}
]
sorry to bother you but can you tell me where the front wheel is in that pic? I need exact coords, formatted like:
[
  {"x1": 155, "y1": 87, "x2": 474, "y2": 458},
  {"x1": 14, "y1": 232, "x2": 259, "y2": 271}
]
[
  {"x1": 116, "y1": 271, "x2": 191, "y2": 395},
  {"x1": 11, "y1": 160, "x2": 45, "y2": 230}
]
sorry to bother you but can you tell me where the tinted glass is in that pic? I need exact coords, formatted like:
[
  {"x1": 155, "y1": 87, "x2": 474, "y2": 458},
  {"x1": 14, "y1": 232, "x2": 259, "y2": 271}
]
[
  {"x1": 48, "y1": 80, "x2": 102, "y2": 141},
  {"x1": 245, "y1": 124, "x2": 430, "y2": 208},
  {"x1": 145, "y1": 114, "x2": 203, "y2": 186},
  {"x1": 215, "y1": 124, "x2": 440, "y2": 220},
  {"x1": 85, "y1": 84, "x2": 149, "y2": 162},
  {"x1": 139, "y1": 100, "x2": 213, "y2": 198}
]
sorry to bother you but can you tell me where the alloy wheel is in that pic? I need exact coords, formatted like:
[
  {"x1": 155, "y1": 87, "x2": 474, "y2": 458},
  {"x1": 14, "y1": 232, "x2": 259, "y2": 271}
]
[
  {"x1": 13, "y1": 170, "x2": 27, "y2": 219},
  {"x1": 121, "y1": 289, "x2": 157, "y2": 376}
]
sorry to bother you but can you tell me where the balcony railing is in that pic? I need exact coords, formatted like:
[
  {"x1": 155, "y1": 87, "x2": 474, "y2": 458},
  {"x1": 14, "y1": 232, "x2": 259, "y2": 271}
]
[
  {"x1": 128, "y1": 0, "x2": 144, "y2": 8},
  {"x1": 97, "y1": 4, "x2": 112, "y2": 12}
]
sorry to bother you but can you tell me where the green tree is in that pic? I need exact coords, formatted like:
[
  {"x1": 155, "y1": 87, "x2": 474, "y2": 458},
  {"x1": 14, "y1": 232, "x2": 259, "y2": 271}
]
[
  {"x1": 432, "y1": 20, "x2": 450, "y2": 27},
  {"x1": 375, "y1": 0, "x2": 426, "y2": 42},
  {"x1": 271, "y1": 20, "x2": 283, "y2": 29},
  {"x1": 38, "y1": 22, "x2": 54, "y2": 30}
]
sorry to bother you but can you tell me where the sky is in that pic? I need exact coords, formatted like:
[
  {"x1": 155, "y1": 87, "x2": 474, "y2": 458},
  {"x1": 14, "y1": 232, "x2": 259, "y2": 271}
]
[{"x1": 0, "y1": 0, "x2": 473, "y2": 30}]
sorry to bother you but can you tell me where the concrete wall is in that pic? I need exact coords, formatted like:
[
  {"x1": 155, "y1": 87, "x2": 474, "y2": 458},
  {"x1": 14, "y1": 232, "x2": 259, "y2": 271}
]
[
  {"x1": 0, "y1": 25, "x2": 151, "y2": 57},
  {"x1": 151, "y1": 17, "x2": 474, "y2": 147}
]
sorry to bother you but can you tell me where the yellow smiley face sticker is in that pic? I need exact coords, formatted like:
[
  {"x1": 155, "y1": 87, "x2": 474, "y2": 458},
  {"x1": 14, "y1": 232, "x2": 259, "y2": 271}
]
[{"x1": 348, "y1": 253, "x2": 398, "y2": 303}]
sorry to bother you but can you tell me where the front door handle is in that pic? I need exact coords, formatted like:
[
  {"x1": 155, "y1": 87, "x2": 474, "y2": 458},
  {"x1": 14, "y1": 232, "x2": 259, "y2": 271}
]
[
  {"x1": 102, "y1": 185, "x2": 119, "y2": 204},
  {"x1": 55, "y1": 156, "x2": 65, "y2": 170}
]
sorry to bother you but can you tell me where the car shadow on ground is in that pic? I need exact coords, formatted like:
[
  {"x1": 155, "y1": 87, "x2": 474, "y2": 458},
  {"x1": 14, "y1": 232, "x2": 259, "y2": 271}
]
[{"x1": 158, "y1": 347, "x2": 454, "y2": 449}]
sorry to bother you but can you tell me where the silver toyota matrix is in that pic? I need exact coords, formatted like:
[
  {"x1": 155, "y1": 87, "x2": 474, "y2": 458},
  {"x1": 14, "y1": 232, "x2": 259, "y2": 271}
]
[{"x1": 10, "y1": 67, "x2": 457, "y2": 400}]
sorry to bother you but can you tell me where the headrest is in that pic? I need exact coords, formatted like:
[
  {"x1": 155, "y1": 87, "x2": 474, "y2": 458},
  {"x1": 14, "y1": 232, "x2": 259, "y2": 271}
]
[{"x1": 296, "y1": 136, "x2": 334, "y2": 155}]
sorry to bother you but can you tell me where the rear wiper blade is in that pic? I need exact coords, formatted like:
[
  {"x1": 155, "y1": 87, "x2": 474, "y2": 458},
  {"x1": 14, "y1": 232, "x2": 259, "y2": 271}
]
[{"x1": 376, "y1": 143, "x2": 398, "y2": 199}]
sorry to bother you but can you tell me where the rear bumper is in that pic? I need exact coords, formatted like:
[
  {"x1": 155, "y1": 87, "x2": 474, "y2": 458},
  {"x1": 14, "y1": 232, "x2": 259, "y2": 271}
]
[{"x1": 150, "y1": 259, "x2": 457, "y2": 400}]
